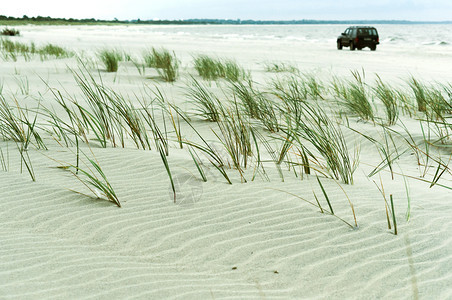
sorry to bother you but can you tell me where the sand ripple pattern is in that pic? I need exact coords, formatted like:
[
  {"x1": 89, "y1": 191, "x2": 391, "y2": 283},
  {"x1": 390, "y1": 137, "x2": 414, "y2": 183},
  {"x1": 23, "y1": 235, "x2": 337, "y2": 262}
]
[{"x1": 0, "y1": 147, "x2": 451, "y2": 299}]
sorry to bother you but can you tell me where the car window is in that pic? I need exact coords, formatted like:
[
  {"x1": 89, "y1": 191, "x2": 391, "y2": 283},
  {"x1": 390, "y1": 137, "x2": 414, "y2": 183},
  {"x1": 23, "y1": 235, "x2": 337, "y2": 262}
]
[
  {"x1": 358, "y1": 28, "x2": 370, "y2": 35},
  {"x1": 357, "y1": 28, "x2": 378, "y2": 36}
]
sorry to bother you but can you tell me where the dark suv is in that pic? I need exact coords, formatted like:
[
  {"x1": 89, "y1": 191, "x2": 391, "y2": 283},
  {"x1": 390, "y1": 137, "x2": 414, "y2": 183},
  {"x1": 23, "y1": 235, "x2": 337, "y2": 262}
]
[{"x1": 337, "y1": 26, "x2": 379, "y2": 51}]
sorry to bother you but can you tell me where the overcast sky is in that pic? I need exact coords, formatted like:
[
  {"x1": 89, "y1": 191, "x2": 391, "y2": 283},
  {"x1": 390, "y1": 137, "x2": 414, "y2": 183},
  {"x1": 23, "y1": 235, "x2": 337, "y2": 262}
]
[{"x1": 3, "y1": 0, "x2": 452, "y2": 21}]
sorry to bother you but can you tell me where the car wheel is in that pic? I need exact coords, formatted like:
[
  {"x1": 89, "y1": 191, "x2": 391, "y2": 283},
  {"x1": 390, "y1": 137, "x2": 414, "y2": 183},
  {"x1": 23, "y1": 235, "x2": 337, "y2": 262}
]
[
  {"x1": 371, "y1": 44, "x2": 377, "y2": 51},
  {"x1": 357, "y1": 47, "x2": 362, "y2": 51},
  {"x1": 350, "y1": 42, "x2": 355, "y2": 51},
  {"x1": 337, "y1": 41, "x2": 343, "y2": 50}
]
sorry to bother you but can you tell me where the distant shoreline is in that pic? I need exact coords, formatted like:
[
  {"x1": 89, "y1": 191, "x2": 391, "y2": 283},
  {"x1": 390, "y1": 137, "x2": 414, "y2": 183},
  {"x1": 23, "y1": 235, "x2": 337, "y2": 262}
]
[{"x1": 1, "y1": 15, "x2": 451, "y2": 26}]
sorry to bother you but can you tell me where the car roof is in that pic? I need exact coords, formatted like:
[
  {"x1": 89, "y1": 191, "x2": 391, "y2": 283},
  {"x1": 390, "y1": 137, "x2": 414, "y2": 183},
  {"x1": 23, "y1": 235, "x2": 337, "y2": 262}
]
[{"x1": 346, "y1": 26, "x2": 377, "y2": 29}]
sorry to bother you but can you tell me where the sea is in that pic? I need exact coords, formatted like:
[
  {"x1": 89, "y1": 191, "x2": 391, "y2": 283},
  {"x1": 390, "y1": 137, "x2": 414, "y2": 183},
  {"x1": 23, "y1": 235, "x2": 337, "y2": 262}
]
[{"x1": 12, "y1": 23, "x2": 452, "y2": 50}]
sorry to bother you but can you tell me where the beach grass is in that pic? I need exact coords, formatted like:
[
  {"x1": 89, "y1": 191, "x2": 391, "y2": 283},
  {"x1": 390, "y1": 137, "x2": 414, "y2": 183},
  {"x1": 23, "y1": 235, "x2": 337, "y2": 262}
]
[
  {"x1": 144, "y1": 47, "x2": 179, "y2": 82},
  {"x1": 230, "y1": 80, "x2": 261, "y2": 119},
  {"x1": 212, "y1": 105, "x2": 254, "y2": 181},
  {"x1": 0, "y1": 95, "x2": 46, "y2": 149},
  {"x1": 0, "y1": 38, "x2": 71, "y2": 61},
  {"x1": 98, "y1": 49, "x2": 121, "y2": 72},
  {"x1": 374, "y1": 75, "x2": 399, "y2": 125},
  {"x1": 193, "y1": 54, "x2": 249, "y2": 81},
  {"x1": 272, "y1": 74, "x2": 309, "y2": 105},
  {"x1": 13, "y1": 75, "x2": 29, "y2": 95},
  {"x1": 230, "y1": 80, "x2": 279, "y2": 132},
  {"x1": 66, "y1": 150, "x2": 121, "y2": 207},
  {"x1": 338, "y1": 70, "x2": 374, "y2": 122},
  {"x1": 186, "y1": 76, "x2": 222, "y2": 122},
  {"x1": 39, "y1": 43, "x2": 71, "y2": 59},
  {"x1": 286, "y1": 101, "x2": 358, "y2": 184},
  {"x1": 408, "y1": 77, "x2": 428, "y2": 112},
  {"x1": 303, "y1": 72, "x2": 325, "y2": 100},
  {"x1": 264, "y1": 61, "x2": 299, "y2": 74},
  {"x1": 0, "y1": 27, "x2": 20, "y2": 36},
  {"x1": 170, "y1": 104, "x2": 232, "y2": 184},
  {"x1": 193, "y1": 55, "x2": 221, "y2": 80}
]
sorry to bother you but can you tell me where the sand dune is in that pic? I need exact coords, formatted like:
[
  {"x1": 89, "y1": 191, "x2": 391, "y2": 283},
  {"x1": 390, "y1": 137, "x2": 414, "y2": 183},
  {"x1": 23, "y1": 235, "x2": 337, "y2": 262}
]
[{"x1": 0, "y1": 25, "x2": 451, "y2": 299}]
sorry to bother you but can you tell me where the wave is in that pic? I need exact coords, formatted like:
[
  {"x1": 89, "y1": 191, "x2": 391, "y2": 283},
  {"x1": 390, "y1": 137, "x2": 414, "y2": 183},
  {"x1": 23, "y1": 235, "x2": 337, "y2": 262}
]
[
  {"x1": 384, "y1": 36, "x2": 406, "y2": 43},
  {"x1": 422, "y1": 41, "x2": 450, "y2": 46}
]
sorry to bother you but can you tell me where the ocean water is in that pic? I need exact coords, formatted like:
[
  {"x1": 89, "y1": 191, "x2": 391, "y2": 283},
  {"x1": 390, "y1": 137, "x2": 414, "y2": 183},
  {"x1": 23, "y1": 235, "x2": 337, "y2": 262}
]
[
  {"x1": 134, "y1": 24, "x2": 452, "y2": 47},
  {"x1": 15, "y1": 23, "x2": 452, "y2": 50}
]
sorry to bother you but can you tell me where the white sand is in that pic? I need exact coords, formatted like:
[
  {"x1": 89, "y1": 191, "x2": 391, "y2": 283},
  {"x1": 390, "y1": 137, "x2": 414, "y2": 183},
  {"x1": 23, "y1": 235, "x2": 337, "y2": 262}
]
[{"x1": 0, "y1": 25, "x2": 451, "y2": 299}]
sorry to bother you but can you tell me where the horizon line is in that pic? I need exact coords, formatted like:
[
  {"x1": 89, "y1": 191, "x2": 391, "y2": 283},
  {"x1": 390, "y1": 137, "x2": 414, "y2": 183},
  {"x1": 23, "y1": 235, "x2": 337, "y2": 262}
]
[{"x1": 1, "y1": 15, "x2": 451, "y2": 24}]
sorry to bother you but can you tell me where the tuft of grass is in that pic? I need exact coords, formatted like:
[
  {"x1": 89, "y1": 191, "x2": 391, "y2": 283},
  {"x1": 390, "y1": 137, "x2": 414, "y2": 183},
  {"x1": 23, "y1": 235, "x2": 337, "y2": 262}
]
[
  {"x1": 421, "y1": 84, "x2": 452, "y2": 144},
  {"x1": 72, "y1": 69, "x2": 120, "y2": 148},
  {"x1": 272, "y1": 74, "x2": 309, "y2": 123},
  {"x1": 0, "y1": 39, "x2": 71, "y2": 61},
  {"x1": 98, "y1": 49, "x2": 121, "y2": 72},
  {"x1": 331, "y1": 76, "x2": 348, "y2": 99},
  {"x1": 0, "y1": 95, "x2": 45, "y2": 181},
  {"x1": 221, "y1": 59, "x2": 249, "y2": 82},
  {"x1": 272, "y1": 74, "x2": 308, "y2": 105},
  {"x1": 427, "y1": 84, "x2": 452, "y2": 121},
  {"x1": 193, "y1": 54, "x2": 249, "y2": 82},
  {"x1": 374, "y1": 75, "x2": 399, "y2": 125},
  {"x1": 230, "y1": 80, "x2": 279, "y2": 132},
  {"x1": 407, "y1": 78, "x2": 452, "y2": 144},
  {"x1": 186, "y1": 76, "x2": 222, "y2": 122},
  {"x1": 408, "y1": 77, "x2": 428, "y2": 112},
  {"x1": 272, "y1": 72, "x2": 324, "y2": 105},
  {"x1": 138, "y1": 97, "x2": 181, "y2": 201},
  {"x1": 230, "y1": 80, "x2": 262, "y2": 120},
  {"x1": 1, "y1": 39, "x2": 30, "y2": 61},
  {"x1": 14, "y1": 75, "x2": 29, "y2": 95},
  {"x1": 41, "y1": 79, "x2": 89, "y2": 147},
  {"x1": 144, "y1": 47, "x2": 179, "y2": 82},
  {"x1": 1, "y1": 28, "x2": 20, "y2": 36},
  {"x1": 70, "y1": 152, "x2": 121, "y2": 207},
  {"x1": 72, "y1": 66, "x2": 154, "y2": 150},
  {"x1": 287, "y1": 101, "x2": 359, "y2": 184},
  {"x1": 338, "y1": 70, "x2": 374, "y2": 121},
  {"x1": 0, "y1": 95, "x2": 46, "y2": 150},
  {"x1": 264, "y1": 61, "x2": 299, "y2": 74},
  {"x1": 39, "y1": 44, "x2": 71, "y2": 59},
  {"x1": 212, "y1": 105, "x2": 255, "y2": 182},
  {"x1": 364, "y1": 126, "x2": 400, "y2": 179},
  {"x1": 193, "y1": 55, "x2": 222, "y2": 80},
  {"x1": 168, "y1": 102, "x2": 232, "y2": 184},
  {"x1": 303, "y1": 72, "x2": 325, "y2": 100},
  {"x1": 395, "y1": 89, "x2": 415, "y2": 117},
  {"x1": 152, "y1": 87, "x2": 184, "y2": 148},
  {"x1": 108, "y1": 89, "x2": 151, "y2": 150}
]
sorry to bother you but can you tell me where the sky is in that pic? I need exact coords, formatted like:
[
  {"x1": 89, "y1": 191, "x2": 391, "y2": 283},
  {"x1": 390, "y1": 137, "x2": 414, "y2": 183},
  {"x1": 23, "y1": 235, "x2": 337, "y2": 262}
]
[{"x1": 3, "y1": 0, "x2": 452, "y2": 21}]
